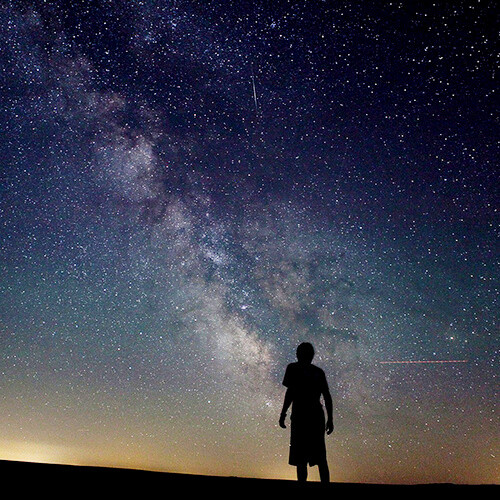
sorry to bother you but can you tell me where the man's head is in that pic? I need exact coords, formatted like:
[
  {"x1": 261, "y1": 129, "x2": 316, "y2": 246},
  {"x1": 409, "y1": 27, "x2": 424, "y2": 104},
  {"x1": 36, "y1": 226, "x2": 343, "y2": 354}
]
[{"x1": 296, "y1": 342, "x2": 315, "y2": 364}]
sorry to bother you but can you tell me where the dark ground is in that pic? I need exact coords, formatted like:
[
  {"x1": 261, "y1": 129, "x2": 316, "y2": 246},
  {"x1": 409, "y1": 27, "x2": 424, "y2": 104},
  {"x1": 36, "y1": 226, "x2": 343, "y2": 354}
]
[{"x1": 2, "y1": 459, "x2": 496, "y2": 497}]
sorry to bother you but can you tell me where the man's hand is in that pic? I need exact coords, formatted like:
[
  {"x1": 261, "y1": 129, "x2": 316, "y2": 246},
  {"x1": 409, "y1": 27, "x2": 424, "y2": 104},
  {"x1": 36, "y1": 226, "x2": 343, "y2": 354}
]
[
  {"x1": 279, "y1": 413, "x2": 287, "y2": 429},
  {"x1": 326, "y1": 419, "x2": 334, "y2": 435}
]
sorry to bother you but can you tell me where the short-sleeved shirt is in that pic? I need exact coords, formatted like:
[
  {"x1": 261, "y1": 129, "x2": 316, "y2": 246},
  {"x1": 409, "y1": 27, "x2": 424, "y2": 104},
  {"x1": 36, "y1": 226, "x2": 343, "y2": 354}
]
[{"x1": 282, "y1": 362, "x2": 328, "y2": 415}]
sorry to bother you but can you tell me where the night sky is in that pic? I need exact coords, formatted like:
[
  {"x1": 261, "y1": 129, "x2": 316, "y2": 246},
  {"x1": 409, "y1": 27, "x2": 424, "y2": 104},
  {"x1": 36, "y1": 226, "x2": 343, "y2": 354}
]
[{"x1": 0, "y1": 0, "x2": 498, "y2": 484}]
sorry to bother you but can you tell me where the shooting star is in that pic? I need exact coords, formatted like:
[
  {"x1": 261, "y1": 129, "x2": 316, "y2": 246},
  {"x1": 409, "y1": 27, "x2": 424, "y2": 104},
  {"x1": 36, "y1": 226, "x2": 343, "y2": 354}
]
[
  {"x1": 380, "y1": 359, "x2": 468, "y2": 365},
  {"x1": 251, "y1": 69, "x2": 258, "y2": 113}
]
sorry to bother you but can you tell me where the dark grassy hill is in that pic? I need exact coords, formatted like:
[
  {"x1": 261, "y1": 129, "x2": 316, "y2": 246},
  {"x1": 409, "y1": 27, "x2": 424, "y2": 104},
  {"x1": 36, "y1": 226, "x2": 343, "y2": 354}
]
[{"x1": 2, "y1": 459, "x2": 496, "y2": 497}]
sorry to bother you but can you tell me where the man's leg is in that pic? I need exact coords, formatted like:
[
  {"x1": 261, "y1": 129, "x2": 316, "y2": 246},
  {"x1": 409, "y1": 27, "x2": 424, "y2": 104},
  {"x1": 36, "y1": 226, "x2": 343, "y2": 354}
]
[
  {"x1": 296, "y1": 463, "x2": 307, "y2": 482},
  {"x1": 318, "y1": 459, "x2": 330, "y2": 483}
]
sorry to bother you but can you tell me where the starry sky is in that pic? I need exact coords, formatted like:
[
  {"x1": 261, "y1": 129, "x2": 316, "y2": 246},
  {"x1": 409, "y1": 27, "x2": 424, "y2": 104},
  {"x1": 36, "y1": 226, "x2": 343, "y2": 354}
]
[{"x1": 0, "y1": 0, "x2": 498, "y2": 485}]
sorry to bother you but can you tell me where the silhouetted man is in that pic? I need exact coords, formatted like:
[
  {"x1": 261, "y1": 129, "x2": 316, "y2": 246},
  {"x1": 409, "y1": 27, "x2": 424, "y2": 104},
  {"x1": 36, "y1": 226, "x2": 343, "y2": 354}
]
[{"x1": 279, "y1": 342, "x2": 333, "y2": 483}]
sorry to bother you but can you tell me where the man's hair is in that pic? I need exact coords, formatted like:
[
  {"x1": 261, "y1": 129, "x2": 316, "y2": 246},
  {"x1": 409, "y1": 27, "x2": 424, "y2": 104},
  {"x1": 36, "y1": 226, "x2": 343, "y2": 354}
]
[{"x1": 296, "y1": 342, "x2": 315, "y2": 363}]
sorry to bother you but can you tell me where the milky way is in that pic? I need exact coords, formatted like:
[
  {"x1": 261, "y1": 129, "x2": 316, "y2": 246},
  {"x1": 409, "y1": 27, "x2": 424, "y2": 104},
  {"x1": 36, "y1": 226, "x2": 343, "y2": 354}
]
[{"x1": 0, "y1": 1, "x2": 497, "y2": 484}]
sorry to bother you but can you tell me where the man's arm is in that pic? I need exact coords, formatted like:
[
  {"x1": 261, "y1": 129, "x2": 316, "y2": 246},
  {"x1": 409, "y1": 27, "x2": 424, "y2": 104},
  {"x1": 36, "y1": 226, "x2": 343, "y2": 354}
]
[
  {"x1": 323, "y1": 379, "x2": 334, "y2": 434},
  {"x1": 279, "y1": 388, "x2": 293, "y2": 428}
]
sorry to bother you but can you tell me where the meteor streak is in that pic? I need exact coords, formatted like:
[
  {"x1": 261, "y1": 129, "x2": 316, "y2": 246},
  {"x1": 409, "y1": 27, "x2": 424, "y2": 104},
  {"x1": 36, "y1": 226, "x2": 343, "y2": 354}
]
[
  {"x1": 251, "y1": 70, "x2": 258, "y2": 113},
  {"x1": 380, "y1": 359, "x2": 468, "y2": 364}
]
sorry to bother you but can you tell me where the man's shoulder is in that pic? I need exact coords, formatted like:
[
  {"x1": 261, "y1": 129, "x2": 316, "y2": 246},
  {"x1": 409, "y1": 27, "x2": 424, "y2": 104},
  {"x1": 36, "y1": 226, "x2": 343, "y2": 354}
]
[
  {"x1": 286, "y1": 362, "x2": 324, "y2": 370},
  {"x1": 283, "y1": 362, "x2": 300, "y2": 386},
  {"x1": 286, "y1": 362, "x2": 325, "y2": 376},
  {"x1": 310, "y1": 363, "x2": 325, "y2": 374}
]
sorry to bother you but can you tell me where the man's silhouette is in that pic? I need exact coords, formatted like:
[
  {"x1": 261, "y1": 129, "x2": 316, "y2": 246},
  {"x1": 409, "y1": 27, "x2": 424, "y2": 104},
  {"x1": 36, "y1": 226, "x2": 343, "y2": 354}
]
[{"x1": 279, "y1": 342, "x2": 333, "y2": 483}]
